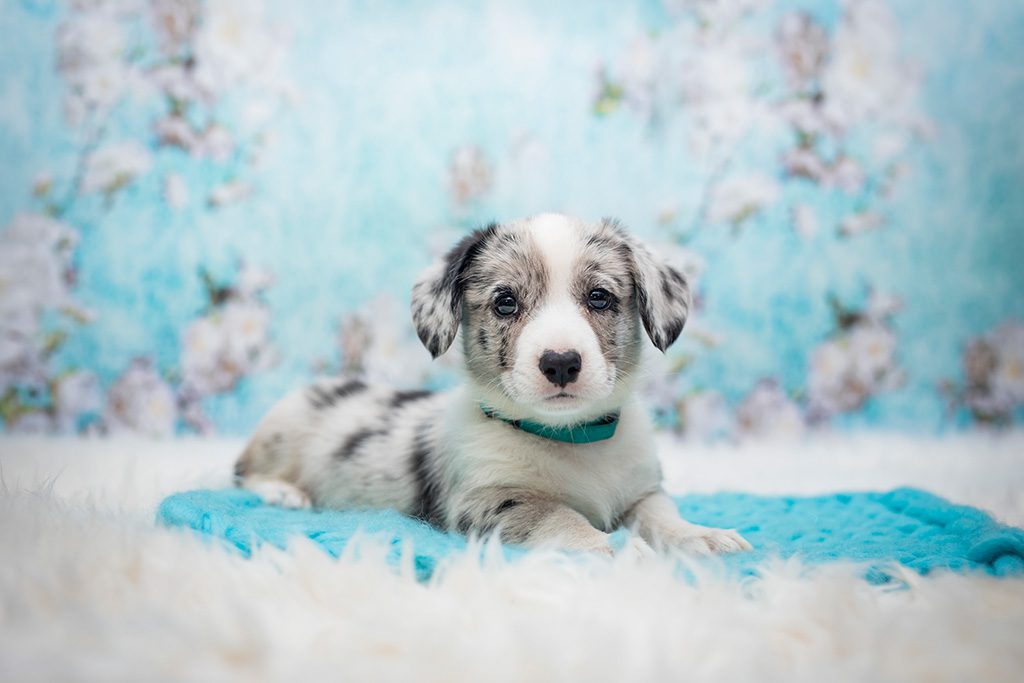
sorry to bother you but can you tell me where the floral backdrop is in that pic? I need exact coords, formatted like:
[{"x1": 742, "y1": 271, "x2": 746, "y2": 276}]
[{"x1": 1, "y1": 0, "x2": 1022, "y2": 439}]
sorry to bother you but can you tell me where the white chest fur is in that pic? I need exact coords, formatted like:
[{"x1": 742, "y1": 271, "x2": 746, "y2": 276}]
[{"x1": 439, "y1": 389, "x2": 663, "y2": 530}]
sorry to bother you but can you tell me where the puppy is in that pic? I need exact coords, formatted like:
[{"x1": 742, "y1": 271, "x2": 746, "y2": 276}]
[{"x1": 235, "y1": 214, "x2": 751, "y2": 556}]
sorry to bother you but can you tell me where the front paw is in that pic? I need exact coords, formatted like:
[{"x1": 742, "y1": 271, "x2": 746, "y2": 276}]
[
  {"x1": 660, "y1": 525, "x2": 752, "y2": 555},
  {"x1": 245, "y1": 480, "x2": 312, "y2": 509}
]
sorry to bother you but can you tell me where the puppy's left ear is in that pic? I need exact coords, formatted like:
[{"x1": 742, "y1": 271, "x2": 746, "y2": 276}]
[
  {"x1": 607, "y1": 220, "x2": 691, "y2": 352},
  {"x1": 411, "y1": 224, "x2": 497, "y2": 358}
]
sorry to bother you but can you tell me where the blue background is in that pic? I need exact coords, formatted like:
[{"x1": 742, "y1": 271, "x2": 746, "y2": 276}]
[{"x1": 1, "y1": 0, "x2": 1022, "y2": 436}]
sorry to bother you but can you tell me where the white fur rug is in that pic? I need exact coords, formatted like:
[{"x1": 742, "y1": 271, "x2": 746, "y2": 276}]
[{"x1": 2, "y1": 434, "x2": 1023, "y2": 682}]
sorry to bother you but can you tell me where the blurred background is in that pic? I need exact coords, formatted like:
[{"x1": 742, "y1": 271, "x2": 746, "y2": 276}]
[{"x1": 0, "y1": 0, "x2": 1021, "y2": 440}]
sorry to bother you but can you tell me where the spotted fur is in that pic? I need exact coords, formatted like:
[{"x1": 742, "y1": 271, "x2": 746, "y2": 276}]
[{"x1": 235, "y1": 214, "x2": 751, "y2": 557}]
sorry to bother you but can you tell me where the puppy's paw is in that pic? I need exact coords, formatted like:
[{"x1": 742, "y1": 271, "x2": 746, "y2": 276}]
[
  {"x1": 661, "y1": 525, "x2": 752, "y2": 555},
  {"x1": 245, "y1": 479, "x2": 312, "y2": 509}
]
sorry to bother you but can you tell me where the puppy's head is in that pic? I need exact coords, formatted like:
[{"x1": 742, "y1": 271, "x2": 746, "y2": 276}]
[{"x1": 411, "y1": 214, "x2": 690, "y2": 424}]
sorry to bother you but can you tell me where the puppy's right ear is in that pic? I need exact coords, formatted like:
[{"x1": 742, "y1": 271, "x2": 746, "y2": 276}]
[{"x1": 411, "y1": 224, "x2": 497, "y2": 358}]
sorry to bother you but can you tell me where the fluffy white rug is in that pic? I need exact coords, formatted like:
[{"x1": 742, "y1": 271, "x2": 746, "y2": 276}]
[{"x1": 1, "y1": 434, "x2": 1023, "y2": 682}]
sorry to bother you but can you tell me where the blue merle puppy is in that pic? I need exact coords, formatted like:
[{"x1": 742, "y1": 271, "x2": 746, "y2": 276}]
[{"x1": 235, "y1": 214, "x2": 751, "y2": 557}]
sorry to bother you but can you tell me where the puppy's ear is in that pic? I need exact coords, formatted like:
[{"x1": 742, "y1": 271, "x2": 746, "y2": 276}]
[
  {"x1": 604, "y1": 219, "x2": 691, "y2": 352},
  {"x1": 411, "y1": 224, "x2": 497, "y2": 358}
]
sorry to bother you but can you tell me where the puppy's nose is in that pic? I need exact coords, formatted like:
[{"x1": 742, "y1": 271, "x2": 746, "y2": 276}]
[{"x1": 538, "y1": 350, "x2": 582, "y2": 387}]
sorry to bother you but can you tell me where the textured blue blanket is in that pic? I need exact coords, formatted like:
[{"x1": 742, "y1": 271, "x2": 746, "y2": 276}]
[{"x1": 157, "y1": 487, "x2": 1024, "y2": 583}]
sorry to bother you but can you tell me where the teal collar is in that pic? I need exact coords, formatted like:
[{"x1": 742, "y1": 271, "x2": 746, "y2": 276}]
[{"x1": 480, "y1": 404, "x2": 620, "y2": 444}]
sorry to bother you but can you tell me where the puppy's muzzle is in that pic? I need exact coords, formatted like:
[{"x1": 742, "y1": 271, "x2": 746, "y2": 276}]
[{"x1": 539, "y1": 350, "x2": 582, "y2": 387}]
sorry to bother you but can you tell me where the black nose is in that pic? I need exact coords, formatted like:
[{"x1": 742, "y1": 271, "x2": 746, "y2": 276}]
[{"x1": 538, "y1": 350, "x2": 582, "y2": 387}]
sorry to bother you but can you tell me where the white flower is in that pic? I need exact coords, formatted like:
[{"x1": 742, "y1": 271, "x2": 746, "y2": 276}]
[
  {"x1": 0, "y1": 212, "x2": 74, "y2": 278},
  {"x1": 0, "y1": 212, "x2": 82, "y2": 393},
  {"x1": 736, "y1": 379, "x2": 804, "y2": 438},
  {"x1": 180, "y1": 295, "x2": 274, "y2": 397},
  {"x1": 776, "y1": 12, "x2": 828, "y2": 86},
  {"x1": 678, "y1": 48, "x2": 760, "y2": 152},
  {"x1": 448, "y1": 145, "x2": 493, "y2": 205},
  {"x1": 782, "y1": 146, "x2": 829, "y2": 182},
  {"x1": 865, "y1": 290, "x2": 902, "y2": 322},
  {"x1": 679, "y1": 390, "x2": 733, "y2": 441},
  {"x1": 208, "y1": 181, "x2": 252, "y2": 207},
  {"x1": 667, "y1": 0, "x2": 769, "y2": 31},
  {"x1": 7, "y1": 411, "x2": 54, "y2": 435},
  {"x1": 848, "y1": 324, "x2": 896, "y2": 387},
  {"x1": 828, "y1": 155, "x2": 865, "y2": 192},
  {"x1": 179, "y1": 393, "x2": 214, "y2": 434},
  {"x1": 57, "y1": 12, "x2": 133, "y2": 121},
  {"x1": 54, "y1": 370, "x2": 103, "y2": 432},
  {"x1": 149, "y1": 64, "x2": 202, "y2": 103},
  {"x1": 0, "y1": 214, "x2": 78, "y2": 350},
  {"x1": 235, "y1": 264, "x2": 275, "y2": 297},
  {"x1": 199, "y1": 124, "x2": 235, "y2": 162},
  {"x1": 792, "y1": 203, "x2": 818, "y2": 238},
  {"x1": 69, "y1": 0, "x2": 143, "y2": 13},
  {"x1": 65, "y1": 63, "x2": 133, "y2": 122},
  {"x1": 839, "y1": 210, "x2": 883, "y2": 237},
  {"x1": 222, "y1": 300, "x2": 270, "y2": 366},
  {"x1": 57, "y1": 14, "x2": 124, "y2": 74},
  {"x1": 616, "y1": 33, "x2": 660, "y2": 117},
  {"x1": 164, "y1": 173, "x2": 188, "y2": 210},
  {"x1": 191, "y1": 0, "x2": 289, "y2": 100},
  {"x1": 181, "y1": 316, "x2": 228, "y2": 394},
  {"x1": 822, "y1": 0, "x2": 918, "y2": 132},
  {"x1": 777, "y1": 99, "x2": 830, "y2": 137},
  {"x1": 81, "y1": 142, "x2": 153, "y2": 195},
  {"x1": 154, "y1": 115, "x2": 199, "y2": 151},
  {"x1": 105, "y1": 359, "x2": 177, "y2": 437},
  {"x1": 338, "y1": 294, "x2": 437, "y2": 388},
  {"x1": 807, "y1": 340, "x2": 855, "y2": 416},
  {"x1": 707, "y1": 173, "x2": 779, "y2": 224},
  {"x1": 149, "y1": 0, "x2": 200, "y2": 54}
]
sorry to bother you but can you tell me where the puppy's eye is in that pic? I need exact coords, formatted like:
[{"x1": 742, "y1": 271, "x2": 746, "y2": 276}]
[
  {"x1": 494, "y1": 295, "x2": 518, "y2": 317},
  {"x1": 588, "y1": 288, "x2": 612, "y2": 311}
]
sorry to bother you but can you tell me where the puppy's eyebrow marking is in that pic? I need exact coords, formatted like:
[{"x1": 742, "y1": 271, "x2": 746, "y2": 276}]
[{"x1": 308, "y1": 379, "x2": 366, "y2": 409}]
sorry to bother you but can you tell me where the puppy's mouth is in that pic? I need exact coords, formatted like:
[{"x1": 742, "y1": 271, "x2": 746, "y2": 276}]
[{"x1": 543, "y1": 392, "x2": 578, "y2": 402}]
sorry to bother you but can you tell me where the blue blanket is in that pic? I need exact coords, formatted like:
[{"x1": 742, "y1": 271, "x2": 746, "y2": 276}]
[{"x1": 157, "y1": 487, "x2": 1024, "y2": 583}]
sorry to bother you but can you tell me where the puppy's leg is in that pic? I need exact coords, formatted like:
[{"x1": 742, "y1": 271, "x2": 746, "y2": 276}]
[
  {"x1": 623, "y1": 490, "x2": 751, "y2": 555},
  {"x1": 456, "y1": 489, "x2": 614, "y2": 555},
  {"x1": 234, "y1": 391, "x2": 314, "y2": 509}
]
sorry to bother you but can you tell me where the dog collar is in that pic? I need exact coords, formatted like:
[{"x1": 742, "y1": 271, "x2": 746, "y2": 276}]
[{"x1": 479, "y1": 404, "x2": 620, "y2": 444}]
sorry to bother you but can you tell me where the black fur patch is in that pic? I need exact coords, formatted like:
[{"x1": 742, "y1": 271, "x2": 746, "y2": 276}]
[
  {"x1": 334, "y1": 427, "x2": 385, "y2": 460},
  {"x1": 410, "y1": 421, "x2": 444, "y2": 525},
  {"x1": 390, "y1": 389, "x2": 433, "y2": 408},
  {"x1": 497, "y1": 333, "x2": 510, "y2": 369},
  {"x1": 494, "y1": 499, "x2": 522, "y2": 515},
  {"x1": 308, "y1": 379, "x2": 366, "y2": 409}
]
